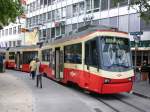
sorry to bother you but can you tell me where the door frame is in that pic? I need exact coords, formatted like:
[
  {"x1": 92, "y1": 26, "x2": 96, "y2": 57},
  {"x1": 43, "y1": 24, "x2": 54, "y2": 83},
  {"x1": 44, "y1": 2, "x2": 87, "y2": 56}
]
[{"x1": 55, "y1": 47, "x2": 60, "y2": 79}]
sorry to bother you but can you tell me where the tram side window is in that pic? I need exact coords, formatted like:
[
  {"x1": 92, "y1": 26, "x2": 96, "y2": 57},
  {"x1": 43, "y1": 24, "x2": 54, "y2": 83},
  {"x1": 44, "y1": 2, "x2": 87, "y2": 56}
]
[
  {"x1": 42, "y1": 49, "x2": 50, "y2": 61},
  {"x1": 9, "y1": 52, "x2": 15, "y2": 60},
  {"x1": 23, "y1": 51, "x2": 38, "y2": 64},
  {"x1": 64, "y1": 43, "x2": 82, "y2": 64},
  {"x1": 85, "y1": 39, "x2": 99, "y2": 67},
  {"x1": 90, "y1": 40, "x2": 98, "y2": 67}
]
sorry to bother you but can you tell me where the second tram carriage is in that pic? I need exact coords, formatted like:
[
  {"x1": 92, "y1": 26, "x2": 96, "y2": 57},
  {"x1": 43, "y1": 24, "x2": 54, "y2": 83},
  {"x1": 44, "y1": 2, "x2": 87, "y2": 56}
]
[
  {"x1": 6, "y1": 45, "x2": 40, "y2": 72},
  {"x1": 3, "y1": 25, "x2": 134, "y2": 94}
]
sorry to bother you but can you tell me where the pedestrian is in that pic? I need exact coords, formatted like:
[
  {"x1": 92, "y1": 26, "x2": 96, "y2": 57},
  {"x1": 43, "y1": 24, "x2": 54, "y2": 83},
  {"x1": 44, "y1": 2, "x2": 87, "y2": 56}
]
[
  {"x1": 36, "y1": 58, "x2": 42, "y2": 88},
  {"x1": 147, "y1": 62, "x2": 150, "y2": 84},
  {"x1": 141, "y1": 60, "x2": 150, "y2": 82},
  {"x1": 29, "y1": 58, "x2": 36, "y2": 80}
]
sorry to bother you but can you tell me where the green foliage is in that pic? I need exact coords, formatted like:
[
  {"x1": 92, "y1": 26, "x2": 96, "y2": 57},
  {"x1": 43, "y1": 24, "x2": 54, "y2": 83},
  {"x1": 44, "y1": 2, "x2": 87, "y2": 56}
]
[
  {"x1": 114, "y1": 0, "x2": 150, "y2": 23},
  {"x1": 0, "y1": 0, "x2": 24, "y2": 28}
]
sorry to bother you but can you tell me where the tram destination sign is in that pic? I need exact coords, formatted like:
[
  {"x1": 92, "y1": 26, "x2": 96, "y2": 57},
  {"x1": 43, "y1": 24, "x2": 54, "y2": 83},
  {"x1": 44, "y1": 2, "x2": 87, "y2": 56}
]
[{"x1": 130, "y1": 31, "x2": 143, "y2": 35}]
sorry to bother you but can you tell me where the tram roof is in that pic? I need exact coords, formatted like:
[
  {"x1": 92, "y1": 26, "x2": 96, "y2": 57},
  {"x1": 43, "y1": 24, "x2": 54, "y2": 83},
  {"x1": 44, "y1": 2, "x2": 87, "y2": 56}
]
[
  {"x1": 7, "y1": 45, "x2": 40, "y2": 51},
  {"x1": 47, "y1": 25, "x2": 126, "y2": 45}
]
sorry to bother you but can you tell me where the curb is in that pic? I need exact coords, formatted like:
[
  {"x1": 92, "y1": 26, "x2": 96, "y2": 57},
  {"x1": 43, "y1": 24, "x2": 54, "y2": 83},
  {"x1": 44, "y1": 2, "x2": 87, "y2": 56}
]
[{"x1": 133, "y1": 92, "x2": 150, "y2": 99}]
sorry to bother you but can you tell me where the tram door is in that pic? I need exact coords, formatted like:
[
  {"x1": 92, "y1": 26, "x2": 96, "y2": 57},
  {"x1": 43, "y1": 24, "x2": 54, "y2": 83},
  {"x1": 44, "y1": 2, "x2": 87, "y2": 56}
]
[
  {"x1": 85, "y1": 39, "x2": 99, "y2": 88},
  {"x1": 55, "y1": 48, "x2": 61, "y2": 79},
  {"x1": 16, "y1": 52, "x2": 21, "y2": 70}
]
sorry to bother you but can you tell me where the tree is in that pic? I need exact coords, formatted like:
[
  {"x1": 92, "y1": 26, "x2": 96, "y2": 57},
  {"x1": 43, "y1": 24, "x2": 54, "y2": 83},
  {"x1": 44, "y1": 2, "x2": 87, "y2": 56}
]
[
  {"x1": 114, "y1": 0, "x2": 150, "y2": 23},
  {"x1": 0, "y1": 0, "x2": 24, "y2": 29}
]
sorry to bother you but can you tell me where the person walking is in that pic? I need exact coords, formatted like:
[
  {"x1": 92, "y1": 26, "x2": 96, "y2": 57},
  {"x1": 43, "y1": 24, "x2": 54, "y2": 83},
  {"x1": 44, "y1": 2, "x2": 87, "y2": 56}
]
[
  {"x1": 29, "y1": 58, "x2": 36, "y2": 80},
  {"x1": 36, "y1": 58, "x2": 42, "y2": 88}
]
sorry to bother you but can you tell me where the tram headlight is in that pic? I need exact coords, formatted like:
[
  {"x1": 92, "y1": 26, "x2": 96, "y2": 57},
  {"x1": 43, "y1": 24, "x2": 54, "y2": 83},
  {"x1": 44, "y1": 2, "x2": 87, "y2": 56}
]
[
  {"x1": 128, "y1": 77, "x2": 132, "y2": 81},
  {"x1": 104, "y1": 79, "x2": 110, "y2": 84}
]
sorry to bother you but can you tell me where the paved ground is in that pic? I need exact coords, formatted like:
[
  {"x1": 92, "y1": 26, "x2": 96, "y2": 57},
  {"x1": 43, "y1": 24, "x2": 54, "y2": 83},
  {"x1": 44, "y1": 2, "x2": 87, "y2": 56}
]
[
  {"x1": 0, "y1": 72, "x2": 33, "y2": 112},
  {"x1": 133, "y1": 72, "x2": 150, "y2": 98},
  {"x1": 1, "y1": 70, "x2": 150, "y2": 112},
  {"x1": 0, "y1": 70, "x2": 105, "y2": 112}
]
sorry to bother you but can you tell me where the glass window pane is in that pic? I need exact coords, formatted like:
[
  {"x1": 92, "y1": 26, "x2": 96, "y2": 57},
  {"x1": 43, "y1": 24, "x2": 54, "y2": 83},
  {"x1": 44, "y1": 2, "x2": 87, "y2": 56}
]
[
  {"x1": 129, "y1": 13, "x2": 140, "y2": 32},
  {"x1": 101, "y1": 0, "x2": 108, "y2": 11},
  {"x1": 119, "y1": 15, "x2": 128, "y2": 32},
  {"x1": 110, "y1": 17, "x2": 118, "y2": 28},
  {"x1": 94, "y1": 0, "x2": 100, "y2": 9}
]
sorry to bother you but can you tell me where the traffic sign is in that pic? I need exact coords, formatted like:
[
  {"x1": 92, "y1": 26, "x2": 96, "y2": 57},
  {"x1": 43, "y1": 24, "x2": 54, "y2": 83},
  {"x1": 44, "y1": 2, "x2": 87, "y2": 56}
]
[{"x1": 130, "y1": 31, "x2": 143, "y2": 35}]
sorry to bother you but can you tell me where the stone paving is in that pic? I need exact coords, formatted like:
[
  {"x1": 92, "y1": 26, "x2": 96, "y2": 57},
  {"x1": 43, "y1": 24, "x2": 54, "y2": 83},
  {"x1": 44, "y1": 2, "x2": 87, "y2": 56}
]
[
  {"x1": 0, "y1": 70, "x2": 150, "y2": 112},
  {"x1": 0, "y1": 72, "x2": 33, "y2": 112}
]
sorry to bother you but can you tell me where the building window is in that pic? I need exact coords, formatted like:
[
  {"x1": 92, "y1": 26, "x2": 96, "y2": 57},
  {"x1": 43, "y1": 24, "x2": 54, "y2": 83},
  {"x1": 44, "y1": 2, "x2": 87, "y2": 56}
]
[
  {"x1": 43, "y1": 13, "x2": 47, "y2": 22},
  {"x1": 52, "y1": 10, "x2": 55, "y2": 21},
  {"x1": 18, "y1": 25, "x2": 21, "y2": 34},
  {"x1": 39, "y1": 30, "x2": 42, "y2": 39},
  {"x1": 73, "y1": 3, "x2": 79, "y2": 17},
  {"x1": 101, "y1": 0, "x2": 108, "y2": 11},
  {"x1": 66, "y1": 5, "x2": 72, "y2": 18},
  {"x1": 119, "y1": 0, "x2": 128, "y2": 7},
  {"x1": 55, "y1": 9, "x2": 61, "y2": 20},
  {"x1": 61, "y1": 25, "x2": 65, "y2": 35},
  {"x1": 47, "y1": 11, "x2": 52, "y2": 21},
  {"x1": 13, "y1": 27, "x2": 16, "y2": 34},
  {"x1": 9, "y1": 28, "x2": 12, "y2": 35},
  {"x1": 40, "y1": 0, "x2": 44, "y2": 8},
  {"x1": 44, "y1": 0, "x2": 47, "y2": 6},
  {"x1": 5, "y1": 29, "x2": 8, "y2": 36},
  {"x1": 110, "y1": 0, "x2": 117, "y2": 9},
  {"x1": 9, "y1": 41, "x2": 12, "y2": 47},
  {"x1": 94, "y1": 0, "x2": 100, "y2": 12},
  {"x1": 47, "y1": 28, "x2": 51, "y2": 39},
  {"x1": 72, "y1": 23, "x2": 77, "y2": 30},
  {"x1": 48, "y1": 0, "x2": 51, "y2": 5},
  {"x1": 43, "y1": 29, "x2": 47, "y2": 37},
  {"x1": 2, "y1": 30, "x2": 4, "y2": 36},
  {"x1": 56, "y1": 26, "x2": 61, "y2": 37},
  {"x1": 61, "y1": 7, "x2": 66, "y2": 18},
  {"x1": 13, "y1": 41, "x2": 16, "y2": 47},
  {"x1": 86, "y1": 0, "x2": 91, "y2": 11},
  {"x1": 79, "y1": 2, "x2": 85, "y2": 15},
  {"x1": 51, "y1": 28, "x2": 55, "y2": 38},
  {"x1": 17, "y1": 40, "x2": 21, "y2": 46}
]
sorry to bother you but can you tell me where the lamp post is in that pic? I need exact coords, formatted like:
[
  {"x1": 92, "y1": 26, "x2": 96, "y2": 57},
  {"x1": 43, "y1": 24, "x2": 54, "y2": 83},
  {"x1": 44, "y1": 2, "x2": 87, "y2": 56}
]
[{"x1": 133, "y1": 35, "x2": 141, "y2": 73}]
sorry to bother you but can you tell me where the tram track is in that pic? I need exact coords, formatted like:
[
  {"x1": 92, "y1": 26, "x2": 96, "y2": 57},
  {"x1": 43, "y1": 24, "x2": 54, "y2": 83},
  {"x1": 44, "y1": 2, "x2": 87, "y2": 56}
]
[
  {"x1": 112, "y1": 95, "x2": 147, "y2": 112},
  {"x1": 94, "y1": 94, "x2": 148, "y2": 112}
]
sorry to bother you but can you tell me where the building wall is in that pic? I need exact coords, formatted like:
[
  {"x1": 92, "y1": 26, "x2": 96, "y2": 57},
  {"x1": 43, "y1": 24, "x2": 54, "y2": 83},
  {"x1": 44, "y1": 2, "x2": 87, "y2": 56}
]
[
  {"x1": 25, "y1": 0, "x2": 150, "y2": 43},
  {"x1": 0, "y1": 18, "x2": 26, "y2": 48}
]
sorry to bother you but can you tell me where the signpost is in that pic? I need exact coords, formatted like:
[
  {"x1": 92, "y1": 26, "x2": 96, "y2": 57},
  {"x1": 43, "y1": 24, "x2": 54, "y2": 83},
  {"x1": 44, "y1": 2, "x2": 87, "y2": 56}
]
[{"x1": 130, "y1": 31, "x2": 143, "y2": 76}]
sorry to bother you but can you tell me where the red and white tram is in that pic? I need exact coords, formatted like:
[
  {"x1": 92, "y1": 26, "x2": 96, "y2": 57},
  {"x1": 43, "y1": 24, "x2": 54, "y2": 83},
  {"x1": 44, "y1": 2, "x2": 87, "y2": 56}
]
[
  {"x1": 6, "y1": 45, "x2": 40, "y2": 72},
  {"x1": 40, "y1": 25, "x2": 134, "y2": 94}
]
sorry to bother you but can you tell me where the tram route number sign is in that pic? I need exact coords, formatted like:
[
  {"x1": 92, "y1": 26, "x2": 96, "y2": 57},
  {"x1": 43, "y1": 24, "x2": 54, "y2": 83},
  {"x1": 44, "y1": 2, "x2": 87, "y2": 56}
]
[{"x1": 130, "y1": 31, "x2": 143, "y2": 36}]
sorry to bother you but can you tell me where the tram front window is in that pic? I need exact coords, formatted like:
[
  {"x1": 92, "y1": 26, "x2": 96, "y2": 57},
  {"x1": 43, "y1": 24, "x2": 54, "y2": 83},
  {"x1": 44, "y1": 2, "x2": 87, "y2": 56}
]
[{"x1": 100, "y1": 36, "x2": 132, "y2": 72}]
